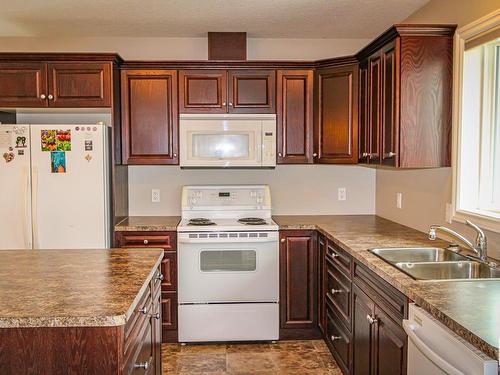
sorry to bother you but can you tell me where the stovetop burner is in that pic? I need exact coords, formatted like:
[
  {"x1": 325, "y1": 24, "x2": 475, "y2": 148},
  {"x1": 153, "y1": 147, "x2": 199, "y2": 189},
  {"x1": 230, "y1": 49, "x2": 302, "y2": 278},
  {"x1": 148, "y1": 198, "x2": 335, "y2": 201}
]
[
  {"x1": 188, "y1": 218, "x2": 216, "y2": 226},
  {"x1": 238, "y1": 217, "x2": 268, "y2": 225}
]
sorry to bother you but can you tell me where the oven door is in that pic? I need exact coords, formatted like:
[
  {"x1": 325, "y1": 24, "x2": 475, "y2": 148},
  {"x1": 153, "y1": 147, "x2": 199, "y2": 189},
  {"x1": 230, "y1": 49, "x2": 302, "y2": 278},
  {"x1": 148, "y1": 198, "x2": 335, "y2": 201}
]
[
  {"x1": 179, "y1": 118, "x2": 262, "y2": 167},
  {"x1": 178, "y1": 234, "x2": 279, "y2": 303}
]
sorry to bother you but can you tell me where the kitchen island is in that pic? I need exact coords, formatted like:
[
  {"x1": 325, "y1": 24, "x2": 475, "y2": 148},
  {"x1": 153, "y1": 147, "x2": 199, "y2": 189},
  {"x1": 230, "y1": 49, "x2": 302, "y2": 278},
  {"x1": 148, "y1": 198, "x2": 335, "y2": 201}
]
[{"x1": 0, "y1": 248, "x2": 164, "y2": 375}]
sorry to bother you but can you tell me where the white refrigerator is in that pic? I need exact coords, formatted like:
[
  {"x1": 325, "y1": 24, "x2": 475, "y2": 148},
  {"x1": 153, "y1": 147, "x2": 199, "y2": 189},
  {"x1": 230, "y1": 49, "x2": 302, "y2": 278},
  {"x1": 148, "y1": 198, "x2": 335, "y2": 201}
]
[{"x1": 0, "y1": 124, "x2": 110, "y2": 250}]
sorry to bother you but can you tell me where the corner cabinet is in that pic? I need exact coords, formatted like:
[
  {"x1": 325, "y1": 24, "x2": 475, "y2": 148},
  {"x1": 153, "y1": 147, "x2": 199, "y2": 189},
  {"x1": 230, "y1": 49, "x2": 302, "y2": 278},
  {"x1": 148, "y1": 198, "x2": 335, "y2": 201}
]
[
  {"x1": 357, "y1": 25, "x2": 455, "y2": 168},
  {"x1": 121, "y1": 69, "x2": 179, "y2": 165},
  {"x1": 314, "y1": 62, "x2": 359, "y2": 164},
  {"x1": 179, "y1": 69, "x2": 275, "y2": 114},
  {"x1": 279, "y1": 230, "x2": 320, "y2": 339}
]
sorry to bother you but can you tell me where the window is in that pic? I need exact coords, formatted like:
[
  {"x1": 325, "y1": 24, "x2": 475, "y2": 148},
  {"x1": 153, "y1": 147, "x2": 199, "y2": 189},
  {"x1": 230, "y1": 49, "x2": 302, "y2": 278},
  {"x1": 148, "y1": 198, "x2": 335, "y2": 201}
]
[{"x1": 454, "y1": 10, "x2": 500, "y2": 232}]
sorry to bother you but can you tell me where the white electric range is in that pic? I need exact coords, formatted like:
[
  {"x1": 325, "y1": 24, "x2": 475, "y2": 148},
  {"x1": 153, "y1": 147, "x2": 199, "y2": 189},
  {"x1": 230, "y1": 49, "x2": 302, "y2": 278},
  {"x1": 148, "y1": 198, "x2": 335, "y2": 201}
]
[{"x1": 177, "y1": 185, "x2": 279, "y2": 343}]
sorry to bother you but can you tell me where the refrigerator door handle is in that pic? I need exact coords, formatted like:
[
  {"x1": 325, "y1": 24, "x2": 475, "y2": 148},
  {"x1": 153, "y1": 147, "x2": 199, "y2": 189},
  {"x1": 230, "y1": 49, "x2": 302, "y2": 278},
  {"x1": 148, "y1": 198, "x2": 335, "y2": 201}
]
[
  {"x1": 22, "y1": 166, "x2": 31, "y2": 248},
  {"x1": 32, "y1": 166, "x2": 39, "y2": 249}
]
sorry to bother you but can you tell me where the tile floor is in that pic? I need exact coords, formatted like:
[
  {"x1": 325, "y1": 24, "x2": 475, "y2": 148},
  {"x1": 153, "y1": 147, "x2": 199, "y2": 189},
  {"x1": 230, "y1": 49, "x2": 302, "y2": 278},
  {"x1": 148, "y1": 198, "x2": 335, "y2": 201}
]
[{"x1": 162, "y1": 340, "x2": 342, "y2": 374}]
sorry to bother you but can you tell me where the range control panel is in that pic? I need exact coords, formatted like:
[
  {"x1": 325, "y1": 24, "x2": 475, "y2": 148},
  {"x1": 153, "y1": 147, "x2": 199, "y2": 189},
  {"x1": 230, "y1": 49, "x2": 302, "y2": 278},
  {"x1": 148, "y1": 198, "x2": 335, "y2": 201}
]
[{"x1": 182, "y1": 185, "x2": 270, "y2": 208}]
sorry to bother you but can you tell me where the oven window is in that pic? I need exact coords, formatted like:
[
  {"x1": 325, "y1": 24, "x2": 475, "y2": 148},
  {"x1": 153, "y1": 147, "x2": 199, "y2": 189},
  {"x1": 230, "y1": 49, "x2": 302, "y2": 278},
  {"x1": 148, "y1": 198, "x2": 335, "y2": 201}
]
[
  {"x1": 200, "y1": 250, "x2": 257, "y2": 272},
  {"x1": 192, "y1": 134, "x2": 250, "y2": 158}
]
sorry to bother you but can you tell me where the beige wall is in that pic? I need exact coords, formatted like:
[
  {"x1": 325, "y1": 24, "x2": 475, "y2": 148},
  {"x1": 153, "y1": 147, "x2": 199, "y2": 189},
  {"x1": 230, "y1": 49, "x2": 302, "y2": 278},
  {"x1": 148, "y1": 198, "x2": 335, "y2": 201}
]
[
  {"x1": 375, "y1": 0, "x2": 500, "y2": 260},
  {"x1": 129, "y1": 165, "x2": 376, "y2": 216},
  {"x1": 0, "y1": 36, "x2": 369, "y2": 60}
]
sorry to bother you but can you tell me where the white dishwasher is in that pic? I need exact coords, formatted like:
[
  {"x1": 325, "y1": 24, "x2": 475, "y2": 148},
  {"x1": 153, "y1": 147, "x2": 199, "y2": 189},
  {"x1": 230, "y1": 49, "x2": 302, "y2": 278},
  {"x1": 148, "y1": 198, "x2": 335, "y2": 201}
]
[{"x1": 404, "y1": 304, "x2": 498, "y2": 375}]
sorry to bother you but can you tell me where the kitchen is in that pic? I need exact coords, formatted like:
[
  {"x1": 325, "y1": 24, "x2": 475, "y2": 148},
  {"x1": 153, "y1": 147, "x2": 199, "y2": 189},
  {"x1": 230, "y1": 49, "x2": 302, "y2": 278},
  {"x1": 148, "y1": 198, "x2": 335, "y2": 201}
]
[{"x1": 0, "y1": 0, "x2": 499, "y2": 374}]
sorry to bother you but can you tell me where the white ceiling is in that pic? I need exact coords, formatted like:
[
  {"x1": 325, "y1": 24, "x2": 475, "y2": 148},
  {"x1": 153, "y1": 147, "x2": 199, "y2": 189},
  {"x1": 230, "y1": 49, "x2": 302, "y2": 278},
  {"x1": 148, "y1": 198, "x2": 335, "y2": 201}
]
[{"x1": 0, "y1": 0, "x2": 430, "y2": 38}]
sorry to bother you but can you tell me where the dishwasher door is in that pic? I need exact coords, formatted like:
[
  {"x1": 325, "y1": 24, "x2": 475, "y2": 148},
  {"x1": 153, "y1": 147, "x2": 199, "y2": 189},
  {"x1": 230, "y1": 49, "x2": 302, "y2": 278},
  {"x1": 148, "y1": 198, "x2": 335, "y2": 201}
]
[{"x1": 403, "y1": 304, "x2": 498, "y2": 375}]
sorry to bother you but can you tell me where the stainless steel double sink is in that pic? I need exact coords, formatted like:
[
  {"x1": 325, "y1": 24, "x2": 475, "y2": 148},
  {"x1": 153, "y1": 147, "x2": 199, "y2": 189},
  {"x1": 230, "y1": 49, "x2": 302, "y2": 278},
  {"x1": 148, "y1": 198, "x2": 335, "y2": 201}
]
[{"x1": 369, "y1": 247, "x2": 500, "y2": 281}]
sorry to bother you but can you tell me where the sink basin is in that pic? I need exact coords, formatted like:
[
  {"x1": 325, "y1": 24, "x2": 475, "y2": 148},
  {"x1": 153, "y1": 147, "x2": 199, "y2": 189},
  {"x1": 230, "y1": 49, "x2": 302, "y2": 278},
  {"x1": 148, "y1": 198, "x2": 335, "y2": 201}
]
[
  {"x1": 395, "y1": 261, "x2": 500, "y2": 281},
  {"x1": 370, "y1": 247, "x2": 468, "y2": 263}
]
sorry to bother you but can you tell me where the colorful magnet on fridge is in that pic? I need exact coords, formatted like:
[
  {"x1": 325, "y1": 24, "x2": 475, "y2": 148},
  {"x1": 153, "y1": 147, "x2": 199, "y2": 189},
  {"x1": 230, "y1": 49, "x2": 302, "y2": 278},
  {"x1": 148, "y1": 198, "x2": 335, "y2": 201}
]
[
  {"x1": 41, "y1": 130, "x2": 57, "y2": 151},
  {"x1": 3, "y1": 152, "x2": 14, "y2": 163},
  {"x1": 50, "y1": 151, "x2": 66, "y2": 173},
  {"x1": 56, "y1": 130, "x2": 71, "y2": 151},
  {"x1": 85, "y1": 154, "x2": 92, "y2": 162}
]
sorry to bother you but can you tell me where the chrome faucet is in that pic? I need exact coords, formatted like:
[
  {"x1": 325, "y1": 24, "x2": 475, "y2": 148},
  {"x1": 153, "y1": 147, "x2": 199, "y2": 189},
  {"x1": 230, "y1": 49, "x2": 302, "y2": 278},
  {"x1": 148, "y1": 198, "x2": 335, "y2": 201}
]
[{"x1": 428, "y1": 220, "x2": 488, "y2": 262}]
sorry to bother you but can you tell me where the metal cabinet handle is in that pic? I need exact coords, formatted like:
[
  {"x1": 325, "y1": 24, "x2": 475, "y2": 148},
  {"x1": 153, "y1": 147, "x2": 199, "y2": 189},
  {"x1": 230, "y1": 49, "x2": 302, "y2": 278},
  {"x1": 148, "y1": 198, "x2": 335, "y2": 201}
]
[
  {"x1": 143, "y1": 239, "x2": 149, "y2": 245},
  {"x1": 313, "y1": 153, "x2": 318, "y2": 157},
  {"x1": 222, "y1": 102, "x2": 226, "y2": 106},
  {"x1": 134, "y1": 361, "x2": 149, "y2": 370},
  {"x1": 280, "y1": 238, "x2": 285, "y2": 243},
  {"x1": 173, "y1": 153, "x2": 177, "y2": 158},
  {"x1": 150, "y1": 312, "x2": 160, "y2": 320},
  {"x1": 156, "y1": 273, "x2": 164, "y2": 281},
  {"x1": 330, "y1": 253, "x2": 339, "y2": 259},
  {"x1": 367, "y1": 314, "x2": 378, "y2": 324},
  {"x1": 139, "y1": 306, "x2": 149, "y2": 315},
  {"x1": 384, "y1": 152, "x2": 396, "y2": 158},
  {"x1": 278, "y1": 153, "x2": 282, "y2": 157},
  {"x1": 330, "y1": 335, "x2": 341, "y2": 341},
  {"x1": 331, "y1": 289, "x2": 342, "y2": 294},
  {"x1": 362, "y1": 152, "x2": 369, "y2": 158},
  {"x1": 40, "y1": 94, "x2": 46, "y2": 99},
  {"x1": 47, "y1": 94, "x2": 54, "y2": 100},
  {"x1": 229, "y1": 102, "x2": 233, "y2": 106}
]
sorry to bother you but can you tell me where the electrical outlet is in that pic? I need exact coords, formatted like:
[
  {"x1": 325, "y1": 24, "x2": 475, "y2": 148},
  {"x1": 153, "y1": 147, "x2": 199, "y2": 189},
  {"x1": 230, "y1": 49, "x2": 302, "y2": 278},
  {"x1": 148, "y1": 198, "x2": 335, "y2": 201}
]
[
  {"x1": 338, "y1": 187, "x2": 347, "y2": 201},
  {"x1": 396, "y1": 192, "x2": 403, "y2": 209},
  {"x1": 151, "y1": 189, "x2": 160, "y2": 203}
]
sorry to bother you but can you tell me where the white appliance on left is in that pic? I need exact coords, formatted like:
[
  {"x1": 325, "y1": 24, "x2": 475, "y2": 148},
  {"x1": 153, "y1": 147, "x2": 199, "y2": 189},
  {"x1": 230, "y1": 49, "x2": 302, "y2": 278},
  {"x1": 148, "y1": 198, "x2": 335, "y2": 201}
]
[{"x1": 0, "y1": 124, "x2": 110, "y2": 250}]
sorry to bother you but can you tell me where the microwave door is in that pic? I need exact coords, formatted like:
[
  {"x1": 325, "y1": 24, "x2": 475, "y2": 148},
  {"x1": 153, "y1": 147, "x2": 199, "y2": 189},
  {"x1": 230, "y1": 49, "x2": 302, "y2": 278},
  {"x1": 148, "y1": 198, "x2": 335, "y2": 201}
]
[{"x1": 180, "y1": 120, "x2": 262, "y2": 167}]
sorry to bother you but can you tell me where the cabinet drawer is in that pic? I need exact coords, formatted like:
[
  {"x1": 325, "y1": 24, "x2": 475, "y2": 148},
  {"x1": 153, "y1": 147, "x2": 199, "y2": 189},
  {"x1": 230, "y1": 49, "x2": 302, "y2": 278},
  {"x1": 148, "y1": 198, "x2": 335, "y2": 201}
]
[
  {"x1": 326, "y1": 263, "x2": 352, "y2": 328},
  {"x1": 353, "y1": 261, "x2": 407, "y2": 322},
  {"x1": 117, "y1": 232, "x2": 176, "y2": 250},
  {"x1": 326, "y1": 241, "x2": 352, "y2": 278},
  {"x1": 326, "y1": 308, "x2": 351, "y2": 374},
  {"x1": 125, "y1": 286, "x2": 152, "y2": 352},
  {"x1": 125, "y1": 314, "x2": 154, "y2": 375}
]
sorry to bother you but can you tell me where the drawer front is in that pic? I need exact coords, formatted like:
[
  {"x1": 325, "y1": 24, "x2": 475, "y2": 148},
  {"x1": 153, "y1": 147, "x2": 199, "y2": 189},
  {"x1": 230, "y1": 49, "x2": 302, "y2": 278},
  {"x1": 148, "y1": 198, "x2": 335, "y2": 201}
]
[
  {"x1": 117, "y1": 231, "x2": 176, "y2": 250},
  {"x1": 326, "y1": 263, "x2": 352, "y2": 328},
  {"x1": 326, "y1": 308, "x2": 351, "y2": 374},
  {"x1": 326, "y1": 241, "x2": 352, "y2": 277},
  {"x1": 353, "y1": 261, "x2": 407, "y2": 322},
  {"x1": 161, "y1": 251, "x2": 177, "y2": 291},
  {"x1": 125, "y1": 286, "x2": 152, "y2": 356},
  {"x1": 125, "y1": 315, "x2": 154, "y2": 375}
]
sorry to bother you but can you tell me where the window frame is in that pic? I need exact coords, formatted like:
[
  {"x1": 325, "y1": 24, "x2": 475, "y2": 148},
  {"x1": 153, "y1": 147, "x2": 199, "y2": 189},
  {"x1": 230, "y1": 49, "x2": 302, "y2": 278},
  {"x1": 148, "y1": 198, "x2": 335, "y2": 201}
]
[{"x1": 452, "y1": 9, "x2": 500, "y2": 233}]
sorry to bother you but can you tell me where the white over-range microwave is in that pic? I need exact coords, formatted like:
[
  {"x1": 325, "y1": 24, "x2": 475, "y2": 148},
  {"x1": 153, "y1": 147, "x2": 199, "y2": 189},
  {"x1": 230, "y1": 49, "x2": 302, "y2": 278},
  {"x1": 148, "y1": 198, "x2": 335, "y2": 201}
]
[{"x1": 179, "y1": 114, "x2": 276, "y2": 168}]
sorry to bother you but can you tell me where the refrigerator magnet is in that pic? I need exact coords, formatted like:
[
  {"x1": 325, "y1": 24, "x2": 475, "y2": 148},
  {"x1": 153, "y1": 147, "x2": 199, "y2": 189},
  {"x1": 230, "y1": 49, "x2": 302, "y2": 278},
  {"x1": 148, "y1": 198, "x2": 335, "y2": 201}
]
[
  {"x1": 84, "y1": 140, "x2": 93, "y2": 151},
  {"x1": 3, "y1": 152, "x2": 14, "y2": 163},
  {"x1": 85, "y1": 154, "x2": 92, "y2": 162},
  {"x1": 50, "y1": 151, "x2": 66, "y2": 173},
  {"x1": 41, "y1": 130, "x2": 57, "y2": 151},
  {"x1": 15, "y1": 136, "x2": 27, "y2": 148},
  {"x1": 56, "y1": 130, "x2": 71, "y2": 151}
]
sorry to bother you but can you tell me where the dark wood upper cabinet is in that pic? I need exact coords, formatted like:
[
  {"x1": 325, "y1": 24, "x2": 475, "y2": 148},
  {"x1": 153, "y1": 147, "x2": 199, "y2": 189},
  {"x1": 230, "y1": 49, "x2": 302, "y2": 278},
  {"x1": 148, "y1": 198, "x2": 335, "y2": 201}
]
[
  {"x1": 0, "y1": 62, "x2": 48, "y2": 107},
  {"x1": 121, "y1": 69, "x2": 178, "y2": 165},
  {"x1": 357, "y1": 24, "x2": 455, "y2": 168},
  {"x1": 279, "y1": 230, "x2": 320, "y2": 339},
  {"x1": 47, "y1": 62, "x2": 111, "y2": 107},
  {"x1": 314, "y1": 63, "x2": 359, "y2": 164},
  {"x1": 358, "y1": 61, "x2": 369, "y2": 163},
  {"x1": 277, "y1": 70, "x2": 314, "y2": 164},
  {"x1": 179, "y1": 70, "x2": 227, "y2": 113},
  {"x1": 228, "y1": 70, "x2": 275, "y2": 113}
]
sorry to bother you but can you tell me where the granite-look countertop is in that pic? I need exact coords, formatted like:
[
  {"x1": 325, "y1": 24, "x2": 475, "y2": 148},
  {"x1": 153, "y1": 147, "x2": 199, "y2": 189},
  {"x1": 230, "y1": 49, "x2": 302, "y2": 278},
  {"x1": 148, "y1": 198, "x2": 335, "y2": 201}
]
[
  {"x1": 0, "y1": 248, "x2": 163, "y2": 328},
  {"x1": 274, "y1": 215, "x2": 500, "y2": 360},
  {"x1": 115, "y1": 216, "x2": 181, "y2": 231}
]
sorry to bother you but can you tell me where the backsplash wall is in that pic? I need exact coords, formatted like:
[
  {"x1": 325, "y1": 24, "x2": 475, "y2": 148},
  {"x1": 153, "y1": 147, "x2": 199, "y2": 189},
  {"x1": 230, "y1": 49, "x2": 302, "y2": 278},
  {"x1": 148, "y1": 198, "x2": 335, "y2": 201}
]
[{"x1": 128, "y1": 165, "x2": 376, "y2": 216}]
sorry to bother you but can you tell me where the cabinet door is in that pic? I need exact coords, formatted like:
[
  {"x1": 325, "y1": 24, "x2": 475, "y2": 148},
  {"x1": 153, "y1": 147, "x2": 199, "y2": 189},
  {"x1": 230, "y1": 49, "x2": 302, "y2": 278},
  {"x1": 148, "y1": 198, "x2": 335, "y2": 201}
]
[
  {"x1": 368, "y1": 53, "x2": 382, "y2": 164},
  {"x1": 161, "y1": 291, "x2": 178, "y2": 342},
  {"x1": 276, "y1": 70, "x2": 314, "y2": 164},
  {"x1": 352, "y1": 285, "x2": 376, "y2": 375},
  {"x1": 47, "y1": 62, "x2": 111, "y2": 107},
  {"x1": 358, "y1": 60, "x2": 369, "y2": 163},
  {"x1": 121, "y1": 69, "x2": 179, "y2": 165},
  {"x1": 317, "y1": 235, "x2": 326, "y2": 334},
  {"x1": 315, "y1": 64, "x2": 359, "y2": 163},
  {"x1": 179, "y1": 70, "x2": 227, "y2": 113},
  {"x1": 381, "y1": 41, "x2": 399, "y2": 167},
  {"x1": 0, "y1": 62, "x2": 48, "y2": 107},
  {"x1": 228, "y1": 70, "x2": 275, "y2": 113},
  {"x1": 374, "y1": 305, "x2": 407, "y2": 375},
  {"x1": 279, "y1": 231, "x2": 317, "y2": 330}
]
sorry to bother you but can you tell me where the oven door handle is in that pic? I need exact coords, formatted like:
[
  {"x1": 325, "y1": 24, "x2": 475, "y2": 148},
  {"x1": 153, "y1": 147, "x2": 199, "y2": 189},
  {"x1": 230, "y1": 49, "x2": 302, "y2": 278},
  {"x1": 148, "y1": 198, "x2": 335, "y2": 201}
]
[{"x1": 178, "y1": 237, "x2": 278, "y2": 244}]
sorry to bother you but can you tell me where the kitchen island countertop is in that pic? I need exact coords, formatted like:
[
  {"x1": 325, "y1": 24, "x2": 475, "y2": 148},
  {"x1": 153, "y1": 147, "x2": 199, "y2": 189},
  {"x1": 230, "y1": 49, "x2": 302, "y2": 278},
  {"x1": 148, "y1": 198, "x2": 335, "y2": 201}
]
[{"x1": 0, "y1": 248, "x2": 163, "y2": 328}]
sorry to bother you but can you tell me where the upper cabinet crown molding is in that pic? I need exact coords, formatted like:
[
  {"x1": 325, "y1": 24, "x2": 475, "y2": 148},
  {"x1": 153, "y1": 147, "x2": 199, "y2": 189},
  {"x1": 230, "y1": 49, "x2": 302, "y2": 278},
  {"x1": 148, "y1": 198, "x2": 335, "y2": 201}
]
[{"x1": 0, "y1": 52, "x2": 122, "y2": 64}]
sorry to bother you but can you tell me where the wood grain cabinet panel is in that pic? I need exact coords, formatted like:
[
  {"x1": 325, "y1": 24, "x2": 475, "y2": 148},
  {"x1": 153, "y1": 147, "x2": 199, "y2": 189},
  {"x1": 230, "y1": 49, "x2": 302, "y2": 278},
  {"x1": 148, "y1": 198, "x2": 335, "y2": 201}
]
[
  {"x1": 48, "y1": 62, "x2": 111, "y2": 107},
  {"x1": 358, "y1": 62, "x2": 369, "y2": 163},
  {"x1": 179, "y1": 70, "x2": 227, "y2": 113},
  {"x1": 352, "y1": 284, "x2": 376, "y2": 375},
  {"x1": 121, "y1": 69, "x2": 179, "y2": 165},
  {"x1": 228, "y1": 70, "x2": 275, "y2": 113},
  {"x1": 368, "y1": 53, "x2": 382, "y2": 165},
  {"x1": 317, "y1": 235, "x2": 326, "y2": 335},
  {"x1": 277, "y1": 70, "x2": 314, "y2": 164},
  {"x1": 381, "y1": 41, "x2": 398, "y2": 166},
  {"x1": 0, "y1": 62, "x2": 48, "y2": 107},
  {"x1": 315, "y1": 64, "x2": 359, "y2": 164},
  {"x1": 279, "y1": 230, "x2": 319, "y2": 339}
]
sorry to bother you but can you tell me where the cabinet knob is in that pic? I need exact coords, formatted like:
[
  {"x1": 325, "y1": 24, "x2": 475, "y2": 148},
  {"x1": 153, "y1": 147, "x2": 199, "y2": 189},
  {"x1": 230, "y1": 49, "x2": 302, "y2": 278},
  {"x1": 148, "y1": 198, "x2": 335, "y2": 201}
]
[
  {"x1": 278, "y1": 153, "x2": 282, "y2": 157},
  {"x1": 222, "y1": 102, "x2": 226, "y2": 106},
  {"x1": 366, "y1": 314, "x2": 378, "y2": 324},
  {"x1": 134, "y1": 361, "x2": 149, "y2": 370},
  {"x1": 330, "y1": 253, "x2": 339, "y2": 259},
  {"x1": 150, "y1": 312, "x2": 160, "y2": 320},
  {"x1": 143, "y1": 239, "x2": 149, "y2": 245},
  {"x1": 362, "y1": 152, "x2": 369, "y2": 158},
  {"x1": 280, "y1": 238, "x2": 286, "y2": 243},
  {"x1": 330, "y1": 335, "x2": 341, "y2": 341},
  {"x1": 156, "y1": 273, "x2": 164, "y2": 281},
  {"x1": 229, "y1": 102, "x2": 233, "y2": 106},
  {"x1": 331, "y1": 288, "x2": 342, "y2": 295},
  {"x1": 313, "y1": 153, "x2": 318, "y2": 157},
  {"x1": 40, "y1": 94, "x2": 46, "y2": 99},
  {"x1": 47, "y1": 94, "x2": 54, "y2": 100},
  {"x1": 173, "y1": 153, "x2": 177, "y2": 158},
  {"x1": 139, "y1": 306, "x2": 149, "y2": 315},
  {"x1": 384, "y1": 152, "x2": 396, "y2": 158}
]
